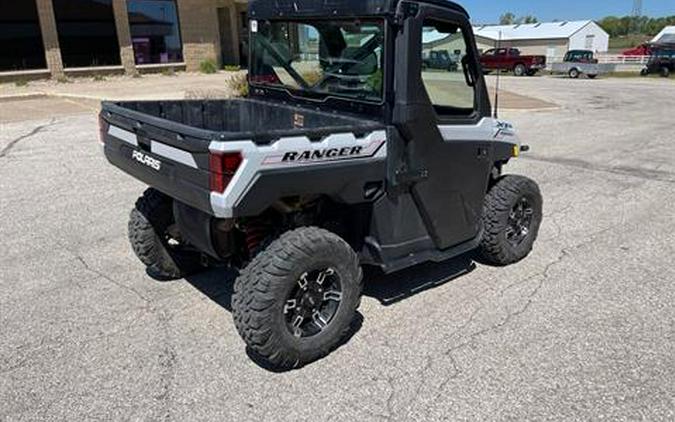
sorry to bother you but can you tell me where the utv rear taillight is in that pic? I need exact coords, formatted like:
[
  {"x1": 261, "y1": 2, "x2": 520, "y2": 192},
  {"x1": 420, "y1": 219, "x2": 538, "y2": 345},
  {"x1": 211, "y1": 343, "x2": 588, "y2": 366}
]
[
  {"x1": 98, "y1": 115, "x2": 110, "y2": 145},
  {"x1": 209, "y1": 152, "x2": 243, "y2": 193}
]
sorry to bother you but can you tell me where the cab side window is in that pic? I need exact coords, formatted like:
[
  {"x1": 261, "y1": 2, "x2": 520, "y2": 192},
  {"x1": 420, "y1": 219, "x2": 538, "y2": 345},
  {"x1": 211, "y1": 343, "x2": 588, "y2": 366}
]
[{"x1": 421, "y1": 19, "x2": 476, "y2": 116}]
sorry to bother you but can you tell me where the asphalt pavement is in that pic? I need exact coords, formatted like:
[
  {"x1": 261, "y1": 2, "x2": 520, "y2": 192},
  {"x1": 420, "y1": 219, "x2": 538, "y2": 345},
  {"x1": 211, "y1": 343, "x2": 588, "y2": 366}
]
[{"x1": 0, "y1": 76, "x2": 673, "y2": 421}]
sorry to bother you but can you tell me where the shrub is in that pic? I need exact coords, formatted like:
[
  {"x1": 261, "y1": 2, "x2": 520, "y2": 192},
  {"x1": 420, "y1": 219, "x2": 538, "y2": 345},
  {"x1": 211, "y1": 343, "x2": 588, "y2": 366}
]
[
  {"x1": 15, "y1": 80, "x2": 28, "y2": 87},
  {"x1": 199, "y1": 59, "x2": 218, "y2": 74},
  {"x1": 301, "y1": 70, "x2": 323, "y2": 85},
  {"x1": 227, "y1": 73, "x2": 249, "y2": 97},
  {"x1": 223, "y1": 65, "x2": 241, "y2": 72}
]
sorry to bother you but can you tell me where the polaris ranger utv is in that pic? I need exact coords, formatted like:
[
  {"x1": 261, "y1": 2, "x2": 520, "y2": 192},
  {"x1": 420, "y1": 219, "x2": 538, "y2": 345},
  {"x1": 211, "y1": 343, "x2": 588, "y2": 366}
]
[{"x1": 101, "y1": 0, "x2": 543, "y2": 368}]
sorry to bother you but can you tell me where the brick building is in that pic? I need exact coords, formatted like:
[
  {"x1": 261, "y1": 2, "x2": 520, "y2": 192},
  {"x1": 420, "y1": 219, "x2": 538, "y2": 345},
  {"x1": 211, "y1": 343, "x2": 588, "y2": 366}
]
[{"x1": 0, "y1": 0, "x2": 249, "y2": 79}]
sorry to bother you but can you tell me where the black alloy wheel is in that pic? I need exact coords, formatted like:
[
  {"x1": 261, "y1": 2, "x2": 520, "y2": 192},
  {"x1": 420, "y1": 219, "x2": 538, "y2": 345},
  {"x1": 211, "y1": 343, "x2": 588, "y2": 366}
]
[
  {"x1": 284, "y1": 267, "x2": 343, "y2": 338},
  {"x1": 506, "y1": 197, "x2": 535, "y2": 247}
]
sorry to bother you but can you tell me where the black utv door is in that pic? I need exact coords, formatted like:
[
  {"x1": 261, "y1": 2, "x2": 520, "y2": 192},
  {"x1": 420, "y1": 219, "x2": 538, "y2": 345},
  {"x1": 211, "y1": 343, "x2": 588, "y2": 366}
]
[{"x1": 391, "y1": 2, "x2": 493, "y2": 250}]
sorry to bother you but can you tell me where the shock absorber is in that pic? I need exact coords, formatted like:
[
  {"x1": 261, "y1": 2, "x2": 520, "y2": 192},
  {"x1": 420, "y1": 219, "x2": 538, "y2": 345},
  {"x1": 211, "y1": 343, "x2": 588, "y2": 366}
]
[{"x1": 244, "y1": 221, "x2": 269, "y2": 257}]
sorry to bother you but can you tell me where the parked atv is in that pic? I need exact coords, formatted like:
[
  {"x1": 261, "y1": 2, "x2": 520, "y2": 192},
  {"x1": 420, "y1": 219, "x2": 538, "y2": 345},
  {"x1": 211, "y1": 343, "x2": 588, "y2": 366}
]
[{"x1": 101, "y1": 0, "x2": 543, "y2": 369}]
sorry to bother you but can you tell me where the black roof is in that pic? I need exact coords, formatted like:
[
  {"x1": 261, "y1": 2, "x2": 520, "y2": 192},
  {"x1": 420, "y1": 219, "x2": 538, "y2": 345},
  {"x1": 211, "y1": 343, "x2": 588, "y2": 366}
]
[{"x1": 249, "y1": 0, "x2": 469, "y2": 20}]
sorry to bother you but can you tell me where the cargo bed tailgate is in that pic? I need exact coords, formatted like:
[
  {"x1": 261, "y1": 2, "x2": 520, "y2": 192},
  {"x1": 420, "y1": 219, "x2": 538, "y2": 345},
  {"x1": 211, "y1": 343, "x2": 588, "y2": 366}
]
[{"x1": 101, "y1": 103, "x2": 215, "y2": 215}]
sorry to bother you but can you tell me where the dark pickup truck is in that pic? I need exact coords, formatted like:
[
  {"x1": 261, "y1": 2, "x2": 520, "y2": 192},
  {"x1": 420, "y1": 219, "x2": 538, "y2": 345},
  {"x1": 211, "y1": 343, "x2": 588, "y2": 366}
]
[
  {"x1": 641, "y1": 46, "x2": 675, "y2": 77},
  {"x1": 422, "y1": 49, "x2": 459, "y2": 71},
  {"x1": 480, "y1": 47, "x2": 547, "y2": 76}
]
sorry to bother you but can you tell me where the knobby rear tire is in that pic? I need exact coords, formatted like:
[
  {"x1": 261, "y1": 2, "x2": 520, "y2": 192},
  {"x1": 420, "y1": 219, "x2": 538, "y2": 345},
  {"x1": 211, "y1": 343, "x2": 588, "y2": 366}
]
[
  {"x1": 232, "y1": 227, "x2": 363, "y2": 370},
  {"x1": 128, "y1": 188, "x2": 202, "y2": 280}
]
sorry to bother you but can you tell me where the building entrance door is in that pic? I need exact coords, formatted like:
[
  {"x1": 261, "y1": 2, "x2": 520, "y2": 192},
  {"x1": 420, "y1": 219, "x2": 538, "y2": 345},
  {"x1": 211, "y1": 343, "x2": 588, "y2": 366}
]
[
  {"x1": 217, "y1": 5, "x2": 248, "y2": 67},
  {"x1": 239, "y1": 10, "x2": 249, "y2": 67},
  {"x1": 217, "y1": 6, "x2": 236, "y2": 65}
]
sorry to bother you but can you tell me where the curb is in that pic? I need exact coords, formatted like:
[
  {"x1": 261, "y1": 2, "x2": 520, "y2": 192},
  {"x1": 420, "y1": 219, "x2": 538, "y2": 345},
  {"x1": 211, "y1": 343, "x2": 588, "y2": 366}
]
[{"x1": 0, "y1": 93, "x2": 48, "y2": 103}]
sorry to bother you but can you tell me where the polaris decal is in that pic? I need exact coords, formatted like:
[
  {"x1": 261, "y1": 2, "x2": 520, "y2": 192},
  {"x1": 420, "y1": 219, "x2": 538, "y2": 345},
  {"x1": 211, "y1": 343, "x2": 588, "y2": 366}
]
[
  {"x1": 132, "y1": 150, "x2": 161, "y2": 171},
  {"x1": 263, "y1": 140, "x2": 385, "y2": 165}
]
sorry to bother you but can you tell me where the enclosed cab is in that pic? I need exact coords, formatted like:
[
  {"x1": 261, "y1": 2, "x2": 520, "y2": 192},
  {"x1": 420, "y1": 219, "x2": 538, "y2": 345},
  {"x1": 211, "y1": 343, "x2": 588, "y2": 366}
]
[{"x1": 564, "y1": 50, "x2": 598, "y2": 64}]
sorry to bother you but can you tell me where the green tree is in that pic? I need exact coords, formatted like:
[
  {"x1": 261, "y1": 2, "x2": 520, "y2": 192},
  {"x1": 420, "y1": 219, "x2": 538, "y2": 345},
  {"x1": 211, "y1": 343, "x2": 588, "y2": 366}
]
[
  {"x1": 498, "y1": 13, "x2": 538, "y2": 25},
  {"x1": 499, "y1": 12, "x2": 516, "y2": 25},
  {"x1": 599, "y1": 15, "x2": 675, "y2": 37},
  {"x1": 519, "y1": 15, "x2": 539, "y2": 24}
]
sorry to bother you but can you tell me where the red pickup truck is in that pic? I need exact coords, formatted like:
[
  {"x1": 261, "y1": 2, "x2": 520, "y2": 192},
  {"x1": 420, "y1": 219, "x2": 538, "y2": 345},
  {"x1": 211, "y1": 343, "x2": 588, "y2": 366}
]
[{"x1": 480, "y1": 48, "x2": 547, "y2": 76}]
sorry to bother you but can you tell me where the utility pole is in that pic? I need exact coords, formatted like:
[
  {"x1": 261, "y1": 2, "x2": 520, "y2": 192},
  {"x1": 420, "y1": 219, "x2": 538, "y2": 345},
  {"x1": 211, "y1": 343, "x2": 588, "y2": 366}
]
[{"x1": 631, "y1": 0, "x2": 643, "y2": 34}]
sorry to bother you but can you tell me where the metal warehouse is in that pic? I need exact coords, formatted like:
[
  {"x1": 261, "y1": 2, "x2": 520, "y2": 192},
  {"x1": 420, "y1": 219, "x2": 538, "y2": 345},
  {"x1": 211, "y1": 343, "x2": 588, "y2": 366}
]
[{"x1": 0, "y1": 0, "x2": 249, "y2": 79}]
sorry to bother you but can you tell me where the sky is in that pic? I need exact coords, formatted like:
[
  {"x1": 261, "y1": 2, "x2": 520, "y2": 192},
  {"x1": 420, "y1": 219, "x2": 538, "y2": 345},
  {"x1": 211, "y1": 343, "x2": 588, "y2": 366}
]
[{"x1": 462, "y1": 0, "x2": 675, "y2": 24}]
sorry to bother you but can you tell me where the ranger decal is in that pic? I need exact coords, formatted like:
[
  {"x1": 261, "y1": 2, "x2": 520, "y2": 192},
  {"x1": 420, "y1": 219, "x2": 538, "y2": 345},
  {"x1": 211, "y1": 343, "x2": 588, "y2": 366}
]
[{"x1": 262, "y1": 139, "x2": 385, "y2": 165}]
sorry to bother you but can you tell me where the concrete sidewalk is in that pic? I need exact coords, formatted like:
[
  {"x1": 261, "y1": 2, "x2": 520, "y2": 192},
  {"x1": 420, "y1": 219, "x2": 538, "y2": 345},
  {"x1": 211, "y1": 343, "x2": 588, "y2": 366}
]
[
  {"x1": 0, "y1": 71, "x2": 243, "y2": 103},
  {"x1": 0, "y1": 72, "x2": 248, "y2": 123}
]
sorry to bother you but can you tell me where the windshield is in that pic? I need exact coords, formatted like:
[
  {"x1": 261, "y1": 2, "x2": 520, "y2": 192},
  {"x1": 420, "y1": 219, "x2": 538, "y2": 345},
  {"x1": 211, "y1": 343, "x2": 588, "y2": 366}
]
[
  {"x1": 249, "y1": 19, "x2": 385, "y2": 102},
  {"x1": 653, "y1": 49, "x2": 674, "y2": 58}
]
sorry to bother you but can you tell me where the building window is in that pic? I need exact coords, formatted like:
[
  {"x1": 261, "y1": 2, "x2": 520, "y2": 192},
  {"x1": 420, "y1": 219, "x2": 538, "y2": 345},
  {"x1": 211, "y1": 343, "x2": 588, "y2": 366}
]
[
  {"x1": 585, "y1": 34, "x2": 595, "y2": 50},
  {"x1": 53, "y1": 0, "x2": 121, "y2": 68},
  {"x1": 127, "y1": 0, "x2": 183, "y2": 64},
  {"x1": 0, "y1": 0, "x2": 47, "y2": 71}
]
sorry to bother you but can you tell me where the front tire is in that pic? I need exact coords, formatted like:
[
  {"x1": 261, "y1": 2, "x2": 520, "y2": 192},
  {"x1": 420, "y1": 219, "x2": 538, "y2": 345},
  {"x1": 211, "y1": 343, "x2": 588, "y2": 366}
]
[
  {"x1": 128, "y1": 188, "x2": 202, "y2": 280},
  {"x1": 232, "y1": 227, "x2": 363, "y2": 369},
  {"x1": 661, "y1": 66, "x2": 671, "y2": 78},
  {"x1": 478, "y1": 175, "x2": 543, "y2": 266},
  {"x1": 569, "y1": 68, "x2": 580, "y2": 79}
]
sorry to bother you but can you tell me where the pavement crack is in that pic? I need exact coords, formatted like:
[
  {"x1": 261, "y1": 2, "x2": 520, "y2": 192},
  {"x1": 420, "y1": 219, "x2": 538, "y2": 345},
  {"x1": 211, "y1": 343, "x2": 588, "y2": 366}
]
[
  {"x1": 442, "y1": 222, "x2": 622, "y2": 358},
  {"x1": 74, "y1": 254, "x2": 149, "y2": 303},
  {"x1": 431, "y1": 352, "x2": 462, "y2": 402},
  {"x1": 0, "y1": 118, "x2": 57, "y2": 159},
  {"x1": 383, "y1": 372, "x2": 398, "y2": 420},
  {"x1": 522, "y1": 154, "x2": 675, "y2": 184},
  {"x1": 474, "y1": 254, "x2": 560, "y2": 342},
  {"x1": 155, "y1": 310, "x2": 177, "y2": 422},
  {"x1": 57, "y1": 242, "x2": 150, "y2": 304}
]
